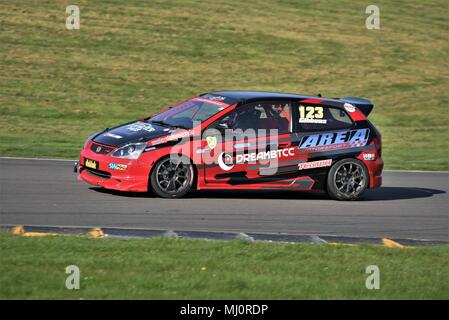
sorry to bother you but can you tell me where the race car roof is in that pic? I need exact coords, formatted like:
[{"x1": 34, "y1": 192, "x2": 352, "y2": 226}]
[
  {"x1": 205, "y1": 91, "x2": 374, "y2": 116},
  {"x1": 207, "y1": 90, "x2": 319, "y2": 103}
]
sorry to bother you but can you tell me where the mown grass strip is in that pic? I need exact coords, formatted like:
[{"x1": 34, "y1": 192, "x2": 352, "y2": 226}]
[
  {"x1": 1, "y1": 232, "x2": 448, "y2": 299},
  {"x1": 0, "y1": 0, "x2": 448, "y2": 170}
]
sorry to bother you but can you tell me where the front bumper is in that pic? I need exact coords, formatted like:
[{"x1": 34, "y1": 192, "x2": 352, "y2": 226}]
[
  {"x1": 77, "y1": 142, "x2": 151, "y2": 192},
  {"x1": 78, "y1": 169, "x2": 148, "y2": 192}
]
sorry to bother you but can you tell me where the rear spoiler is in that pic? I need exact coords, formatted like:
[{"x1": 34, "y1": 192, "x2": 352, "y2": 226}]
[{"x1": 339, "y1": 97, "x2": 374, "y2": 117}]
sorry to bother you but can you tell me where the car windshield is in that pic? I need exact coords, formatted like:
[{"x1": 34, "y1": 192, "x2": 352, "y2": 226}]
[{"x1": 149, "y1": 98, "x2": 230, "y2": 129}]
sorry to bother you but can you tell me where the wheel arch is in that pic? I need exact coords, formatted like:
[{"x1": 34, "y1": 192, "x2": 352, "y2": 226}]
[
  {"x1": 325, "y1": 155, "x2": 371, "y2": 189},
  {"x1": 325, "y1": 157, "x2": 370, "y2": 200},
  {"x1": 147, "y1": 153, "x2": 199, "y2": 193}
]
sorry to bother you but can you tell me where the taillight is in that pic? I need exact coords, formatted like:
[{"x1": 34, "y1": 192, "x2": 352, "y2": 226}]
[{"x1": 371, "y1": 136, "x2": 382, "y2": 157}]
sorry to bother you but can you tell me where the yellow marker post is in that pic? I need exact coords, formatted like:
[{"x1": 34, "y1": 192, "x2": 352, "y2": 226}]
[
  {"x1": 11, "y1": 225, "x2": 56, "y2": 237},
  {"x1": 382, "y1": 238, "x2": 404, "y2": 248},
  {"x1": 11, "y1": 226, "x2": 25, "y2": 235},
  {"x1": 89, "y1": 228, "x2": 104, "y2": 238}
]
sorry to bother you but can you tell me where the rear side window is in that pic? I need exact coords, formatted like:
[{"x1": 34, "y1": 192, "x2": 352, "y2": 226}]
[
  {"x1": 208, "y1": 101, "x2": 292, "y2": 134},
  {"x1": 296, "y1": 105, "x2": 353, "y2": 132}
]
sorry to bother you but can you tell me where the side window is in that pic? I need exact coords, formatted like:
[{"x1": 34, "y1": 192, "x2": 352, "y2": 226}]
[
  {"x1": 209, "y1": 102, "x2": 292, "y2": 134},
  {"x1": 271, "y1": 103, "x2": 291, "y2": 126},
  {"x1": 296, "y1": 105, "x2": 353, "y2": 131}
]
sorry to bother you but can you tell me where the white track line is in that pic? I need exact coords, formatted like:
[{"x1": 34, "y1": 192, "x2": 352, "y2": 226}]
[
  {"x1": 0, "y1": 156, "x2": 447, "y2": 173},
  {"x1": 384, "y1": 169, "x2": 449, "y2": 174},
  {"x1": 0, "y1": 156, "x2": 77, "y2": 162}
]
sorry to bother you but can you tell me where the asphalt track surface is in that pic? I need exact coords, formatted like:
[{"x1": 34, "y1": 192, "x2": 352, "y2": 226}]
[{"x1": 0, "y1": 158, "x2": 448, "y2": 241}]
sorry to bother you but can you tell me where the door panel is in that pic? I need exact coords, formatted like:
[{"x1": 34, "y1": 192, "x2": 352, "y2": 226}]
[{"x1": 203, "y1": 101, "x2": 300, "y2": 187}]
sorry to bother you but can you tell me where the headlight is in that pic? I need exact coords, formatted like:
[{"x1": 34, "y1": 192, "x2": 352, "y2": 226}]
[
  {"x1": 83, "y1": 132, "x2": 101, "y2": 148},
  {"x1": 111, "y1": 143, "x2": 147, "y2": 159}
]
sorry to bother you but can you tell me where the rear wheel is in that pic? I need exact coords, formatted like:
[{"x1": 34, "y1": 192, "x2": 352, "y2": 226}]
[
  {"x1": 150, "y1": 156, "x2": 194, "y2": 198},
  {"x1": 326, "y1": 158, "x2": 368, "y2": 200}
]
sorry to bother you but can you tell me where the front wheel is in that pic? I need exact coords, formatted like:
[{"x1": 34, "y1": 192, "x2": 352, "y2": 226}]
[
  {"x1": 150, "y1": 156, "x2": 194, "y2": 198},
  {"x1": 326, "y1": 158, "x2": 369, "y2": 200}
]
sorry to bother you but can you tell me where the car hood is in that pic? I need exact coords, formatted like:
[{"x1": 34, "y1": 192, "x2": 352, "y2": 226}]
[{"x1": 93, "y1": 121, "x2": 173, "y2": 147}]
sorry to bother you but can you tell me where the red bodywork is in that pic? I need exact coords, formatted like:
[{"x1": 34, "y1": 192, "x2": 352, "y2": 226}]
[{"x1": 78, "y1": 95, "x2": 383, "y2": 193}]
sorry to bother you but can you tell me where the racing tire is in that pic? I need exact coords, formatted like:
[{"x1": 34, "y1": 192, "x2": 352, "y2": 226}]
[
  {"x1": 150, "y1": 156, "x2": 194, "y2": 198},
  {"x1": 326, "y1": 158, "x2": 369, "y2": 201}
]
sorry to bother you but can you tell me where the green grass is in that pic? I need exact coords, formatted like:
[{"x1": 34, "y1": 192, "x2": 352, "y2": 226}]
[
  {"x1": 0, "y1": 232, "x2": 448, "y2": 299},
  {"x1": 0, "y1": 0, "x2": 448, "y2": 170}
]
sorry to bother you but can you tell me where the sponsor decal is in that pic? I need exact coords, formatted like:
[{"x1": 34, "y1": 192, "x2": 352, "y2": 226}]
[
  {"x1": 126, "y1": 122, "x2": 155, "y2": 133},
  {"x1": 208, "y1": 95, "x2": 226, "y2": 101},
  {"x1": 96, "y1": 146, "x2": 102, "y2": 153},
  {"x1": 206, "y1": 136, "x2": 217, "y2": 150},
  {"x1": 217, "y1": 148, "x2": 295, "y2": 171},
  {"x1": 299, "y1": 118, "x2": 327, "y2": 124},
  {"x1": 218, "y1": 153, "x2": 234, "y2": 171},
  {"x1": 363, "y1": 153, "x2": 376, "y2": 161},
  {"x1": 237, "y1": 148, "x2": 295, "y2": 163},
  {"x1": 298, "y1": 159, "x2": 332, "y2": 170},
  {"x1": 344, "y1": 103, "x2": 356, "y2": 113},
  {"x1": 194, "y1": 97, "x2": 229, "y2": 108},
  {"x1": 299, "y1": 129, "x2": 370, "y2": 152},
  {"x1": 108, "y1": 163, "x2": 127, "y2": 170},
  {"x1": 298, "y1": 105, "x2": 327, "y2": 124},
  {"x1": 104, "y1": 132, "x2": 122, "y2": 139},
  {"x1": 151, "y1": 129, "x2": 193, "y2": 146}
]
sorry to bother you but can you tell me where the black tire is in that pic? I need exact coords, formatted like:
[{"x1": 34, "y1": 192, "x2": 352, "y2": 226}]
[
  {"x1": 150, "y1": 156, "x2": 194, "y2": 198},
  {"x1": 326, "y1": 158, "x2": 369, "y2": 201}
]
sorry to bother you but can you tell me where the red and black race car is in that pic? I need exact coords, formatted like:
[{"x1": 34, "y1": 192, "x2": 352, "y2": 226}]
[{"x1": 76, "y1": 91, "x2": 383, "y2": 200}]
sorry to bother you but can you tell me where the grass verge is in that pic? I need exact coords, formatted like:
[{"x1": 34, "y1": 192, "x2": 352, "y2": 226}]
[
  {"x1": 0, "y1": 1, "x2": 448, "y2": 170},
  {"x1": 0, "y1": 232, "x2": 448, "y2": 299}
]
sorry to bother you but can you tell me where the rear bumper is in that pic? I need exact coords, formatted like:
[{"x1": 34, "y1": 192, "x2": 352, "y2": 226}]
[
  {"x1": 357, "y1": 148, "x2": 383, "y2": 189},
  {"x1": 364, "y1": 157, "x2": 383, "y2": 188},
  {"x1": 371, "y1": 174, "x2": 382, "y2": 188}
]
